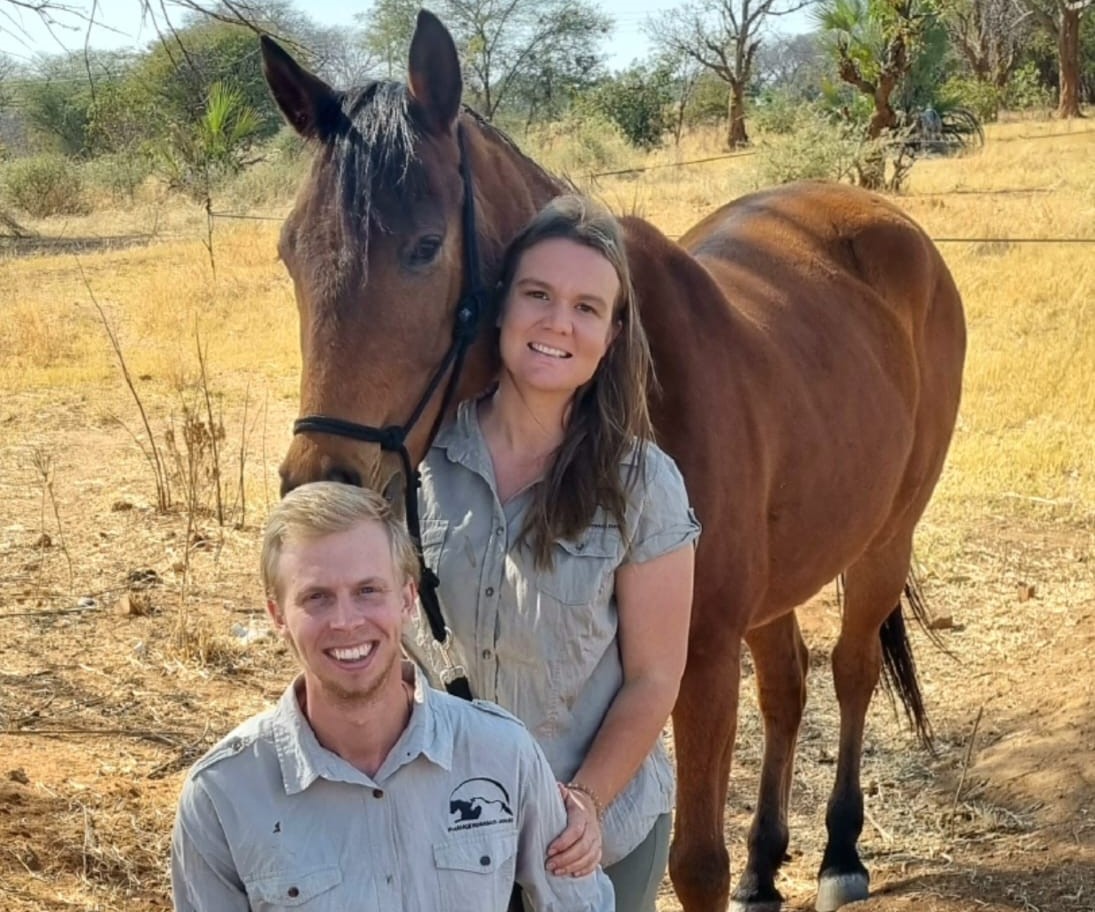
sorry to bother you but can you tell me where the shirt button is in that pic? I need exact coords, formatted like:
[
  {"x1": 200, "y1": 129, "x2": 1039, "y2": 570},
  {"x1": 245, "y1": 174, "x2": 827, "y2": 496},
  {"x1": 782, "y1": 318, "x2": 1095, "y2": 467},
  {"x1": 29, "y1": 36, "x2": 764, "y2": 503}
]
[
  {"x1": 287, "y1": 886, "x2": 299, "y2": 898},
  {"x1": 495, "y1": 526, "x2": 504, "y2": 536},
  {"x1": 372, "y1": 788, "x2": 383, "y2": 798},
  {"x1": 485, "y1": 586, "x2": 494, "y2": 596},
  {"x1": 479, "y1": 855, "x2": 491, "y2": 867},
  {"x1": 482, "y1": 648, "x2": 493, "y2": 660}
]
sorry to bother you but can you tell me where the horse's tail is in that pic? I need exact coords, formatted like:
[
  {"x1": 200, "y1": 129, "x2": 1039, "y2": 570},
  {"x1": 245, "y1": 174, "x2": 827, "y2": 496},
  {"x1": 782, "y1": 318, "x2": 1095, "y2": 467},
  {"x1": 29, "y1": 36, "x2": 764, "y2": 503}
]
[{"x1": 879, "y1": 568, "x2": 938, "y2": 751}]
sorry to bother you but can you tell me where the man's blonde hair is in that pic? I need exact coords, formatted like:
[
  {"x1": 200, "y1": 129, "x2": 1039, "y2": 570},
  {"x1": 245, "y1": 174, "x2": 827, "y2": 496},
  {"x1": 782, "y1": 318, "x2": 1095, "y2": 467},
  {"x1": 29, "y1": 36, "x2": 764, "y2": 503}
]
[{"x1": 261, "y1": 482, "x2": 419, "y2": 602}]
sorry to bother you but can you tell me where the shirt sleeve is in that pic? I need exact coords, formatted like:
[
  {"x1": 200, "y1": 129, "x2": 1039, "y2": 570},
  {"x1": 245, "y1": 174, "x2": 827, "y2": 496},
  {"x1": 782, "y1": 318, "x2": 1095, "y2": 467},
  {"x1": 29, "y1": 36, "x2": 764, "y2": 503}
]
[
  {"x1": 514, "y1": 737, "x2": 615, "y2": 912},
  {"x1": 624, "y1": 445, "x2": 701, "y2": 565},
  {"x1": 171, "y1": 777, "x2": 250, "y2": 912}
]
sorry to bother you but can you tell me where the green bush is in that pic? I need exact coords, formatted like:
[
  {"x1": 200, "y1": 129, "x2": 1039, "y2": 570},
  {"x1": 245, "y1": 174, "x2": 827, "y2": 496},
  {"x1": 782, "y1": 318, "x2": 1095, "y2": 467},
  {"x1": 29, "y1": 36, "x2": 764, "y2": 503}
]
[
  {"x1": 1004, "y1": 63, "x2": 1053, "y2": 113},
  {"x1": 941, "y1": 76, "x2": 1003, "y2": 123},
  {"x1": 590, "y1": 65, "x2": 673, "y2": 151},
  {"x1": 2, "y1": 154, "x2": 90, "y2": 217},
  {"x1": 755, "y1": 109, "x2": 859, "y2": 185},
  {"x1": 81, "y1": 152, "x2": 153, "y2": 204},
  {"x1": 525, "y1": 111, "x2": 635, "y2": 178},
  {"x1": 751, "y1": 90, "x2": 803, "y2": 136}
]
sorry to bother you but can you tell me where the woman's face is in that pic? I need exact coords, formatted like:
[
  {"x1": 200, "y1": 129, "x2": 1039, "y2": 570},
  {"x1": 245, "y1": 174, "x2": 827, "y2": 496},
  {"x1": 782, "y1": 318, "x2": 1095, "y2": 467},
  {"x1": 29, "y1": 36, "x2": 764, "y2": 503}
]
[{"x1": 498, "y1": 237, "x2": 621, "y2": 400}]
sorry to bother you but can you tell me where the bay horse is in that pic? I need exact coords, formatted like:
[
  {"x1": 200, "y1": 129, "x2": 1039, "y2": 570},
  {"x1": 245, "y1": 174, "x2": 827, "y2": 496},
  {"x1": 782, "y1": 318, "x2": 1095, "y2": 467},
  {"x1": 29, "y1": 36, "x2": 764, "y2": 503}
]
[{"x1": 262, "y1": 12, "x2": 966, "y2": 911}]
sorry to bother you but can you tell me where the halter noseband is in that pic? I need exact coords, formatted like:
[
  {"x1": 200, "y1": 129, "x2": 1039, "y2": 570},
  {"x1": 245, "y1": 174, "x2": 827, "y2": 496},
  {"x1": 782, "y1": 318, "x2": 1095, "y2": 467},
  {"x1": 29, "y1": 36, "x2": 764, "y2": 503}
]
[{"x1": 291, "y1": 123, "x2": 486, "y2": 700}]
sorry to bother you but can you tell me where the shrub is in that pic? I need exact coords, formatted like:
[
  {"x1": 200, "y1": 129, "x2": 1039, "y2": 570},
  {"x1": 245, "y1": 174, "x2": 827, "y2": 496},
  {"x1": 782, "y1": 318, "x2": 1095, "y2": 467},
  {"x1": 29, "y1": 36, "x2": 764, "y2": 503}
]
[
  {"x1": 941, "y1": 76, "x2": 1003, "y2": 123},
  {"x1": 81, "y1": 152, "x2": 153, "y2": 205},
  {"x1": 751, "y1": 90, "x2": 803, "y2": 136},
  {"x1": 755, "y1": 109, "x2": 859, "y2": 185},
  {"x1": 2, "y1": 154, "x2": 90, "y2": 217},
  {"x1": 525, "y1": 111, "x2": 635, "y2": 179},
  {"x1": 590, "y1": 65, "x2": 673, "y2": 151},
  {"x1": 1004, "y1": 63, "x2": 1053, "y2": 114}
]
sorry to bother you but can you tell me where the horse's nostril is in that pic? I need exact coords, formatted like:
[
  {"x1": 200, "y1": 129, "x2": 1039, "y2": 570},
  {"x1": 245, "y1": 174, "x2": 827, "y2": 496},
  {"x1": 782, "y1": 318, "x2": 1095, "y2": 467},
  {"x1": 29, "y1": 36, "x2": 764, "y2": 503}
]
[{"x1": 325, "y1": 467, "x2": 362, "y2": 487}]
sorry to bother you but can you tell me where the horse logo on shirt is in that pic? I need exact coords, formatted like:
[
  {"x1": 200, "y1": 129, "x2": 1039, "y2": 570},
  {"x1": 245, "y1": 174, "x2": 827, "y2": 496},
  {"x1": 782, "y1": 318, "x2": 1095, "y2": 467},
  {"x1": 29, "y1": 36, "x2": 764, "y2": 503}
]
[{"x1": 448, "y1": 777, "x2": 515, "y2": 831}]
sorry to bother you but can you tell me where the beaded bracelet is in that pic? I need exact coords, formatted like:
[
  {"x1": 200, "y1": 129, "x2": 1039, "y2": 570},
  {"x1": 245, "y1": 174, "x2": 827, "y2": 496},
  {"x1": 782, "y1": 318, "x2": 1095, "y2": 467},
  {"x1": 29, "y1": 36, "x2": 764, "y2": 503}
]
[{"x1": 566, "y1": 781, "x2": 606, "y2": 821}]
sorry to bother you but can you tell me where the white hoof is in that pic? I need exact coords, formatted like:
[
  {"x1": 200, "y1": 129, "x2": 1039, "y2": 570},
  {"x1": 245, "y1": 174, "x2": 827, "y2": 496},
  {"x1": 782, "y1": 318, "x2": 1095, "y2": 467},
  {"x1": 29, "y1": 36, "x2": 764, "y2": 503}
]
[{"x1": 815, "y1": 872, "x2": 869, "y2": 912}]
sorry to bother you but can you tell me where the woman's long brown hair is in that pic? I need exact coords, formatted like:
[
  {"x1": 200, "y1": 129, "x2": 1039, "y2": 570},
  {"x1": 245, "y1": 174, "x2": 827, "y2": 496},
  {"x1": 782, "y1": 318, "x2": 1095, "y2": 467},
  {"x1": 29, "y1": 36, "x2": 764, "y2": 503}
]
[{"x1": 495, "y1": 195, "x2": 656, "y2": 567}]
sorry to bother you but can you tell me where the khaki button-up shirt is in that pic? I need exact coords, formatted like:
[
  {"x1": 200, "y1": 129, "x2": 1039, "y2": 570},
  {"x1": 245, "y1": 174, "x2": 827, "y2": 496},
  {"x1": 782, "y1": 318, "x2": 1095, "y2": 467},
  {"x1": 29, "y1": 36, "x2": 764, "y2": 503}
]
[
  {"x1": 412, "y1": 400, "x2": 700, "y2": 865},
  {"x1": 171, "y1": 666, "x2": 614, "y2": 911}
]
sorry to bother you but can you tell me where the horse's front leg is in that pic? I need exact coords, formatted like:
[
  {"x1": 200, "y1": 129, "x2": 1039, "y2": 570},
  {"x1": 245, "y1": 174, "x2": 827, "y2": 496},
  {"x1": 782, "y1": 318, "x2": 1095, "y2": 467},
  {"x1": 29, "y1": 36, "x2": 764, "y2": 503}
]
[
  {"x1": 669, "y1": 628, "x2": 743, "y2": 912},
  {"x1": 730, "y1": 611, "x2": 810, "y2": 912}
]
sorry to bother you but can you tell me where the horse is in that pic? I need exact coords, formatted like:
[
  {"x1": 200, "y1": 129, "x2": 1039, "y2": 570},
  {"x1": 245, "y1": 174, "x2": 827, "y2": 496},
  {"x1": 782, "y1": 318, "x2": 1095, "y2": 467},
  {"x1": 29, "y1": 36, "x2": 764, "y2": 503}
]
[{"x1": 261, "y1": 12, "x2": 966, "y2": 911}]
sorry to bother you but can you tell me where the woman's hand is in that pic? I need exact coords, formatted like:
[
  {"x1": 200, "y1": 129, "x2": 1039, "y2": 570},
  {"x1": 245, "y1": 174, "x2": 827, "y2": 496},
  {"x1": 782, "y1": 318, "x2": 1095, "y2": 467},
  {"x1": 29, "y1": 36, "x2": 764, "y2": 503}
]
[{"x1": 546, "y1": 783, "x2": 603, "y2": 877}]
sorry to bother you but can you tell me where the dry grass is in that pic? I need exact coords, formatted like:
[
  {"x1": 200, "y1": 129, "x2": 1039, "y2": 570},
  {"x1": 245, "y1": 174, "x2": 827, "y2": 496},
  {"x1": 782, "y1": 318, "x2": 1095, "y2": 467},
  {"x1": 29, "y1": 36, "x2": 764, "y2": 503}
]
[{"x1": 1, "y1": 118, "x2": 1093, "y2": 912}]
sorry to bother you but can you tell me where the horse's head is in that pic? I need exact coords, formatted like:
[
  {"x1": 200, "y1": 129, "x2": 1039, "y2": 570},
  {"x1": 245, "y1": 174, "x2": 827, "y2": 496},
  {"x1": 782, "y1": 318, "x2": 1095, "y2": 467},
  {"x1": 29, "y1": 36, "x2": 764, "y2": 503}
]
[{"x1": 263, "y1": 12, "x2": 521, "y2": 497}]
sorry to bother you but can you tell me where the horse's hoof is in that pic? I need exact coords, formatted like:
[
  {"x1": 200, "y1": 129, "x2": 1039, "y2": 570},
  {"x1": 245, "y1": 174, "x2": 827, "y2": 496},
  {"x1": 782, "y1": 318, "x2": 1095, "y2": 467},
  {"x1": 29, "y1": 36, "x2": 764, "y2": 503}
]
[
  {"x1": 815, "y1": 872, "x2": 869, "y2": 911},
  {"x1": 729, "y1": 900, "x2": 781, "y2": 912}
]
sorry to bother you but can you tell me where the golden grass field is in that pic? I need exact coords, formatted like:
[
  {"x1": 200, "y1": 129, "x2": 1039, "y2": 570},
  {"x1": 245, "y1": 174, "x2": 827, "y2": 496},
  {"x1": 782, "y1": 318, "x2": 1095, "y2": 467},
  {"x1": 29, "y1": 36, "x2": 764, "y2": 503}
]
[{"x1": 0, "y1": 119, "x2": 1092, "y2": 911}]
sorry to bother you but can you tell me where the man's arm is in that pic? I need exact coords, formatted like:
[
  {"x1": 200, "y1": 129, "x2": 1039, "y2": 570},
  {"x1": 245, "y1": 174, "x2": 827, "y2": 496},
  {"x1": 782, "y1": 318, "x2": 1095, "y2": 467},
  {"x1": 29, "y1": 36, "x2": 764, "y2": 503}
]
[
  {"x1": 514, "y1": 737, "x2": 615, "y2": 912},
  {"x1": 171, "y1": 779, "x2": 250, "y2": 912}
]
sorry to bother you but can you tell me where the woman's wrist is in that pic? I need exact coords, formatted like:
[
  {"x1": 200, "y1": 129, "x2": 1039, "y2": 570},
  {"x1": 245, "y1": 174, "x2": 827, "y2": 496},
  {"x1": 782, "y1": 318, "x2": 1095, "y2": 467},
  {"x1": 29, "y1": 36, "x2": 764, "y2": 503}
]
[{"x1": 566, "y1": 780, "x2": 606, "y2": 821}]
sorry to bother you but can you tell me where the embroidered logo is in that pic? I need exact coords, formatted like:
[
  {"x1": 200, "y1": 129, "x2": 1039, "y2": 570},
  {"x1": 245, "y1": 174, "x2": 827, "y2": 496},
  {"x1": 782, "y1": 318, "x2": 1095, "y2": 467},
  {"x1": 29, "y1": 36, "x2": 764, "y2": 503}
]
[{"x1": 448, "y1": 777, "x2": 515, "y2": 831}]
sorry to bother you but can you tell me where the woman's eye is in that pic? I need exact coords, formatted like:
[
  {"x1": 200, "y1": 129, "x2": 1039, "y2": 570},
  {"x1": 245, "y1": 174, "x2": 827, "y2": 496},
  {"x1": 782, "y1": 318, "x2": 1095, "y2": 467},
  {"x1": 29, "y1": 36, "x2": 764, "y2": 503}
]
[{"x1": 409, "y1": 235, "x2": 442, "y2": 265}]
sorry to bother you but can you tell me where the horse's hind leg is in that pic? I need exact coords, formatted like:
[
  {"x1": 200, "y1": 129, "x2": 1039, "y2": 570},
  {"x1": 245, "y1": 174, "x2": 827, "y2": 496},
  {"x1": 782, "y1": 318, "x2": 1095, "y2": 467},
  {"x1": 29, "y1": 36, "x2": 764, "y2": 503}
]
[
  {"x1": 730, "y1": 611, "x2": 809, "y2": 912},
  {"x1": 669, "y1": 632, "x2": 743, "y2": 912},
  {"x1": 817, "y1": 534, "x2": 916, "y2": 911}
]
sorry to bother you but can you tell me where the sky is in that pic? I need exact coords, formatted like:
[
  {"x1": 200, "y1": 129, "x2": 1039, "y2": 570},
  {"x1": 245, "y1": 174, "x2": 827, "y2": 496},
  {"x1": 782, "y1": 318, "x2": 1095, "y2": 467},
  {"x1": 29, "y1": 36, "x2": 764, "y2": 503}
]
[{"x1": 0, "y1": 0, "x2": 813, "y2": 71}]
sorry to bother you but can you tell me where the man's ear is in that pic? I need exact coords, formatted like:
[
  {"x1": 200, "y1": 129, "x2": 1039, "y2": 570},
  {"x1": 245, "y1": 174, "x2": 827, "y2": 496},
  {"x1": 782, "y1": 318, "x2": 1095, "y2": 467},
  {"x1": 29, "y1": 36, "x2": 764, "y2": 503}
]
[
  {"x1": 401, "y1": 580, "x2": 418, "y2": 618},
  {"x1": 266, "y1": 596, "x2": 286, "y2": 631}
]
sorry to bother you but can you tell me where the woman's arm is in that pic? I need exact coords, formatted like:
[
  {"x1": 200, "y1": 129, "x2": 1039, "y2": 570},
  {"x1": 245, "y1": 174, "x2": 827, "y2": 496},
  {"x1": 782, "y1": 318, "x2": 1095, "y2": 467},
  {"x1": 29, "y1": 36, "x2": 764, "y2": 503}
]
[{"x1": 547, "y1": 542, "x2": 694, "y2": 876}]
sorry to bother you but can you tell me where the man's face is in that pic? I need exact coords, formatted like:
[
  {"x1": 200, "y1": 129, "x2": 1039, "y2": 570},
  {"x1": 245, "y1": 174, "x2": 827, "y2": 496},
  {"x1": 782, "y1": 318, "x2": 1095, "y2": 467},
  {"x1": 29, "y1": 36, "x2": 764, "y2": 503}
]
[{"x1": 267, "y1": 520, "x2": 414, "y2": 708}]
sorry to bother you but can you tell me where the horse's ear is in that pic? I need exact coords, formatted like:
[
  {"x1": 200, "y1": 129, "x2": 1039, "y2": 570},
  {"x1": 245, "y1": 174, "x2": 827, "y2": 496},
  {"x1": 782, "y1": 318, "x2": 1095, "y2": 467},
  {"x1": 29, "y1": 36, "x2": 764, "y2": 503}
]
[
  {"x1": 260, "y1": 35, "x2": 341, "y2": 141},
  {"x1": 407, "y1": 9, "x2": 462, "y2": 135}
]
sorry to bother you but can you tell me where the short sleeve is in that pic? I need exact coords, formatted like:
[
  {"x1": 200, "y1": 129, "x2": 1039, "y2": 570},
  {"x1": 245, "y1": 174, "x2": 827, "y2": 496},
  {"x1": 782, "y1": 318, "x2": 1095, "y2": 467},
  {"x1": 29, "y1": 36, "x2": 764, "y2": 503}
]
[
  {"x1": 624, "y1": 444, "x2": 701, "y2": 565},
  {"x1": 171, "y1": 777, "x2": 250, "y2": 912}
]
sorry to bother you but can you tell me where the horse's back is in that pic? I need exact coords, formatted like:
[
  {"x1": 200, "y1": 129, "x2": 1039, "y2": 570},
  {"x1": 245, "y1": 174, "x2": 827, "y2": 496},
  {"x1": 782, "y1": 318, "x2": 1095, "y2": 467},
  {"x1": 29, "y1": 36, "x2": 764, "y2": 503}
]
[{"x1": 630, "y1": 181, "x2": 966, "y2": 618}]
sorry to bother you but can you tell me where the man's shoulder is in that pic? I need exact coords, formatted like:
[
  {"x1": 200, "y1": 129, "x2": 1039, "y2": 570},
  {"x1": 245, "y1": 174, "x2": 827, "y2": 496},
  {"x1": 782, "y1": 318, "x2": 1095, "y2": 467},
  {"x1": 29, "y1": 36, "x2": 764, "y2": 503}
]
[
  {"x1": 432, "y1": 691, "x2": 528, "y2": 738},
  {"x1": 187, "y1": 706, "x2": 276, "y2": 779}
]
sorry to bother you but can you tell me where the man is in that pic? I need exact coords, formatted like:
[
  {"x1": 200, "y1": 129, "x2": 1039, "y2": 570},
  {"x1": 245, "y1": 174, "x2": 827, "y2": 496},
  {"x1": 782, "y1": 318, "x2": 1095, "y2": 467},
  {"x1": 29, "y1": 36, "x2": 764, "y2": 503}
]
[{"x1": 171, "y1": 481, "x2": 614, "y2": 911}]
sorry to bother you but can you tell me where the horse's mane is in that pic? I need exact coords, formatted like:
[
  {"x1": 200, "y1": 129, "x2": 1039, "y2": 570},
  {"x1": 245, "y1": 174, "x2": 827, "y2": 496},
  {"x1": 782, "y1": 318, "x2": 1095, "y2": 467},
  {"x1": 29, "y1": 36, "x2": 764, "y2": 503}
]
[{"x1": 319, "y1": 81, "x2": 569, "y2": 279}]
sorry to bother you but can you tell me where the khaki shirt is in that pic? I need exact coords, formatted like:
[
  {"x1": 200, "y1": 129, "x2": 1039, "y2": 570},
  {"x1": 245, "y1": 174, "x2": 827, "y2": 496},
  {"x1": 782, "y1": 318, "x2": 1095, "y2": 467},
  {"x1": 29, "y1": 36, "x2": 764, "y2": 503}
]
[
  {"x1": 171, "y1": 666, "x2": 614, "y2": 911},
  {"x1": 412, "y1": 400, "x2": 700, "y2": 865}
]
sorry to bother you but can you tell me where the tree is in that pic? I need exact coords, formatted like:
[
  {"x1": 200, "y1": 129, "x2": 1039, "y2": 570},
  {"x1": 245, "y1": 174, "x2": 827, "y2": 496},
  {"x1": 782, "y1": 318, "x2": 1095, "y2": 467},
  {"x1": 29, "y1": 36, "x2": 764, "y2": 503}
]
[
  {"x1": 754, "y1": 30, "x2": 828, "y2": 99},
  {"x1": 358, "y1": 0, "x2": 609, "y2": 122},
  {"x1": 816, "y1": 0, "x2": 941, "y2": 137},
  {"x1": 645, "y1": 0, "x2": 815, "y2": 149},
  {"x1": 1025, "y1": 0, "x2": 1093, "y2": 116},
  {"x1": 944, "y1": 0, "x2": 1033, "y2": 88}
]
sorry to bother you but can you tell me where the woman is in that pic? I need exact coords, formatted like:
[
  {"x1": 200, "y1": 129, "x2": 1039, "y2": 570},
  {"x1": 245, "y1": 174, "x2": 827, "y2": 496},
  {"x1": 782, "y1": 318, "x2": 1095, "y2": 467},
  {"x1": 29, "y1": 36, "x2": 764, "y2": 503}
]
[{"x1": 413, "y1": 195, "x2": 698, "y2": 911}]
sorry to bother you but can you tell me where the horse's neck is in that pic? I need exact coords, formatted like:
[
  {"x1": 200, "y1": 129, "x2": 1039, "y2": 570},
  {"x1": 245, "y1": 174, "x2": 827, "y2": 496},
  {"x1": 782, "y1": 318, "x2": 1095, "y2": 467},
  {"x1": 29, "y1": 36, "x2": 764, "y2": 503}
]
[{"x1": 466, "y1": 116, "x2": 565, "y2": 273}]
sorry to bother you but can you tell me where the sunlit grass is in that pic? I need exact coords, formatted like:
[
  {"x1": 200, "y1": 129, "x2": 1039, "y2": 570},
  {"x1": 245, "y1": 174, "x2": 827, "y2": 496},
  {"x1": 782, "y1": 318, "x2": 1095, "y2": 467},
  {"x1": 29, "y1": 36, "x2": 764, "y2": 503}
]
[{"x1": 2, "y1": 119, "x2": 1092, "y2": 525}]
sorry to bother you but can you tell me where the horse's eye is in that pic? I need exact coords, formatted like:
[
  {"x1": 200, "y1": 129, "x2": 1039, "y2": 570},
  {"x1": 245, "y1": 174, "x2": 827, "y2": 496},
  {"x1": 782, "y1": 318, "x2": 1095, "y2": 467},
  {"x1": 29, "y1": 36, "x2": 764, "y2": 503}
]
[{"x1": 408, "y1": 235, "x2": 443, "y2": 266}]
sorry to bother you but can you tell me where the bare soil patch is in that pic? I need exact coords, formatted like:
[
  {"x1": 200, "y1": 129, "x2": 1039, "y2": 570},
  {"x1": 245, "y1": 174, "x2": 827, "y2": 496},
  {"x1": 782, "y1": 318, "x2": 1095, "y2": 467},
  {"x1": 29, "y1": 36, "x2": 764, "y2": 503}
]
[{"x1": 1, "y1": 388, "x2": 1092, "y2": 912}]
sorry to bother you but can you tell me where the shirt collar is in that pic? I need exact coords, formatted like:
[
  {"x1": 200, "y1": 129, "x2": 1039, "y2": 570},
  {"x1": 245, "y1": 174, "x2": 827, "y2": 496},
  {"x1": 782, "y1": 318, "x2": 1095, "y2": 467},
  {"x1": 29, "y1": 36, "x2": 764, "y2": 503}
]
[
  {"x1": 433, "y1": 398, "x2": 493, "y2": 478},
  {"x1": 272, "y1": 664, "x2": 454, "y2": 796}
]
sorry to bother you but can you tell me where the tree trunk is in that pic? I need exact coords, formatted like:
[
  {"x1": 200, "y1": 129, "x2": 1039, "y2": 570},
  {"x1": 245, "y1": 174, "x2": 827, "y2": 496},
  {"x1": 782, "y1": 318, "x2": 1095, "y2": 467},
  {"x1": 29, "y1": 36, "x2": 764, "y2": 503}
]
[
  {"x1": 726, "y1": 82, "x2": 749, "y2": 149},
  {"x1": 1057, "y1": 8, "x2": 1084, "y2": 118}
]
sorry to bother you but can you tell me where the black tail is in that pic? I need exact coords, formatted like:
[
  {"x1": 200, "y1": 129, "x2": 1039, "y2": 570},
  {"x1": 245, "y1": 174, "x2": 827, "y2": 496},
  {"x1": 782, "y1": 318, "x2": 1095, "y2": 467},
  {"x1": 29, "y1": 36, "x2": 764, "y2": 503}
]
[{"x1": 878, "y1": 570, "x2": 937, "y2": 750}]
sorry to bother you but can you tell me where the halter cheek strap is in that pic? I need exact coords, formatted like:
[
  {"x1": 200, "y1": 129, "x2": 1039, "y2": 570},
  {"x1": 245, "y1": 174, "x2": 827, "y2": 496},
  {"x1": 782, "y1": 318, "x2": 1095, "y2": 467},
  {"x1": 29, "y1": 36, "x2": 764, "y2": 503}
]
[{"x1": 292, "y1": 123, "x2": 487, "y2": 701}]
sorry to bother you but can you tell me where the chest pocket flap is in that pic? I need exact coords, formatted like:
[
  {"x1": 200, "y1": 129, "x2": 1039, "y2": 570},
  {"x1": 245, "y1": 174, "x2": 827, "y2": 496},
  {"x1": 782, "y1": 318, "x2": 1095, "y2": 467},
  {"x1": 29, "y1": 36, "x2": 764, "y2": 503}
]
[
  {"x1": 539, "y1": 524, "x2": 622, "y2": 606},
  {"x1": 434, "y1": 830, "x2": 517, "y2": 874},
  {"x1": 247, "y1": 865, "x2": 342, "y2": 907}
]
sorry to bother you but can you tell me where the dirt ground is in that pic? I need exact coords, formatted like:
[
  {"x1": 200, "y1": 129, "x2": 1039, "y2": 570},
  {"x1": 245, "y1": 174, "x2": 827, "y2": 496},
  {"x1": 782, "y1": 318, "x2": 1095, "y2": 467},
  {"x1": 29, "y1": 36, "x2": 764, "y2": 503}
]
[{"x1": 1, "y1": 384, "x2": 1092, "y2": 912}]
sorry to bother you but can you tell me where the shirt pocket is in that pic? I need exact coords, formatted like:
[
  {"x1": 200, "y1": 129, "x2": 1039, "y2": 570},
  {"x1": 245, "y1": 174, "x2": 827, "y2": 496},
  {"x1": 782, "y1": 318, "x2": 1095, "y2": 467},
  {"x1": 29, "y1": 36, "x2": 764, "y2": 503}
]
[
  {"x1": 420, "y1": 519, "x2": 450, "y2": 569},
  {"x1": 537, "y1": 524, "x2": 622, "y2": 608},
  {"x1": 433, "y1": 830, "x2": 517, "y2": 912},
  {"x1": 245, "y1": 865, "x2": 346, "y2": 910}
]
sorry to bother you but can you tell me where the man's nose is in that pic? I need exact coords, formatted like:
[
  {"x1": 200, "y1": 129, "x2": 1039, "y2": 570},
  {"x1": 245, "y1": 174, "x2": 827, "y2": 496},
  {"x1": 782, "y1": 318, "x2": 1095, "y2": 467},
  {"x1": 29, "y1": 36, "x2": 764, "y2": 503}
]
[{"x1": 329, "y1": 593, "x2": 365, "y2": 628}]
